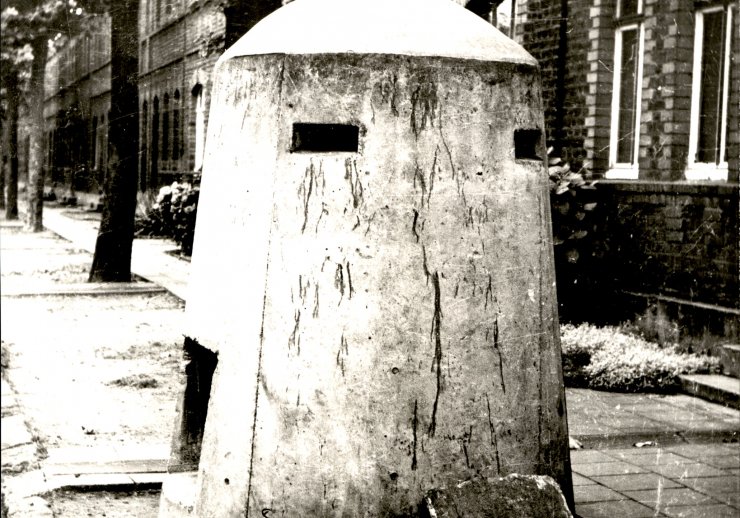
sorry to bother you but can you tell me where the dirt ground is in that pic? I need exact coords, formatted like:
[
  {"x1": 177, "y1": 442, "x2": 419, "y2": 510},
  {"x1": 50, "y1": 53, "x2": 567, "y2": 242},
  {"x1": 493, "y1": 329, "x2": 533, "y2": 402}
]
[{"x1": 1, "y1": 221, "x2": 185, "y2": 515}]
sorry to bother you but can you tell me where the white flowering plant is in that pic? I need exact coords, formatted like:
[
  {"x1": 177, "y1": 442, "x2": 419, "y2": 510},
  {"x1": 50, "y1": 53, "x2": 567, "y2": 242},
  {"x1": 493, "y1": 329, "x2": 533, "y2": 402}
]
[
  {"x1": 561, "y1": 324, "x2": 721, "y2": 393},
  {"x1": 136, "y1": 181, "x2": 200, "y2": 255}
]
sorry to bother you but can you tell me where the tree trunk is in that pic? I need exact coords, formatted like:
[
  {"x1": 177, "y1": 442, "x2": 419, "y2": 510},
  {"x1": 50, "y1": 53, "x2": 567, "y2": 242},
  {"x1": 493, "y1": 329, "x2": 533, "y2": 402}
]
[
  {"x1": 3, "y1": 71, "x2": 20, "y2": 219},
  {"x1": 25, "y1": 35, "x2": 48, "y2": 232},
  {"x1": 88, "y1": 0, "x2": 139, "y2": 282},
  {"x1": 223, "y1": 0, "x2": 283, "y2": 50}
]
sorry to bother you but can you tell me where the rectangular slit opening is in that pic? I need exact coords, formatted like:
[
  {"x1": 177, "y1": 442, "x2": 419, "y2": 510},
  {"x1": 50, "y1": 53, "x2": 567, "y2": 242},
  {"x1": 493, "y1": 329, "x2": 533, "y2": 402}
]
[
  {"x1": 514, "y1": 128, "x2": 543, "y2": 160},
  {"x1": 291, "y1": 123, "x2": 359, "y2": 153}
]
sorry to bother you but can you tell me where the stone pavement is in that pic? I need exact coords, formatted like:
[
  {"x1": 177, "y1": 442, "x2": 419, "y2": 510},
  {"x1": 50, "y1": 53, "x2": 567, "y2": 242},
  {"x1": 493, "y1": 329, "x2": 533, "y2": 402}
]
[
  {"x1": 1, "y1": 206, "x2": 739, "y2": 517},
  {"x1": 571, "y1": 444, "x2": 739, "y2": 518}
]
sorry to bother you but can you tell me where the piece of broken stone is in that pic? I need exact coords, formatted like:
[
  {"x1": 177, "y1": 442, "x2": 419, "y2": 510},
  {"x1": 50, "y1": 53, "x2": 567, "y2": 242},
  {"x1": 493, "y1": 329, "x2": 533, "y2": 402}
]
[{"x1": 421, "y1": 474, "x2": 573, "y2": 518}]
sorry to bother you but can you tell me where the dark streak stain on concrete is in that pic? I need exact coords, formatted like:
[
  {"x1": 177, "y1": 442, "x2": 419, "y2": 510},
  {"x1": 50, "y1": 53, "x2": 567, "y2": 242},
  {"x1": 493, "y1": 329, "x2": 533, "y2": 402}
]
[{"x1": 428, "y1": 271, "x2": 443, "y2": 437}]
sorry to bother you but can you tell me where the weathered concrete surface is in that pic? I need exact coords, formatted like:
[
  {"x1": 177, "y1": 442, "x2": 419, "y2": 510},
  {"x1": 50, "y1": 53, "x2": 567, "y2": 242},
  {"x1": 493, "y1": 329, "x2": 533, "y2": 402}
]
[
  {"x1": 170, "y1": 1, "x2": 572, "y2": 517},
  {"x1": 423, "y1": 474, "x2": 573, "y2": 518}
]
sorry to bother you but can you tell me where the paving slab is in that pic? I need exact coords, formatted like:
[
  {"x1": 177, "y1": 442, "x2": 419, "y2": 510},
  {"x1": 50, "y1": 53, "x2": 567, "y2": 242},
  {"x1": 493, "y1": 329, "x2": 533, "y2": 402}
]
[
  {"x1": 679, "y1": 475, "x2": 740, "y2": 494},
  {"x1": 660, "y1": 503, "x2": 740, "y2": 518},
  {"x1": 589, "y1": 473, "x2": 683, "y2": 491},
  {"x1": 702, "y1": 454, "x2": 740, "y2": 469},
  {"x1": 602, "y1": 450, "x2": 697, "y2": 466},
  {"x1": 623, "y1": 487, "x2": 721, "y2": 507},
  {"x1": 573, "y1": 461, "x2": 651, "y2": 477},
  {"x1": 573, "y1": 484, "x2": 626, "y2": 503},
  {"x1": 575, "y1": 499, "x2": 658, "y2": 518}
]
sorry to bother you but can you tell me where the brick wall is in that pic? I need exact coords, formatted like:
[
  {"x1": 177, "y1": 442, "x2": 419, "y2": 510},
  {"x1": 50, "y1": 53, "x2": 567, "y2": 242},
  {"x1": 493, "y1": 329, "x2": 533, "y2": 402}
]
[
  {"x1": 514, "y1": 0, "x2": 562, "y2": 150},
  {"x1": 638, "y1": 0, "x2": 694, "y2": 181},
  {"x1": 516, "y1": 0, "x2": 738, "y2": 182},
  {"x1": 594, "y1": 181, "x2": 740, "y2": 347},
  {"x1": 598, "y1": 182, "x2": 738, "y2": 308}
]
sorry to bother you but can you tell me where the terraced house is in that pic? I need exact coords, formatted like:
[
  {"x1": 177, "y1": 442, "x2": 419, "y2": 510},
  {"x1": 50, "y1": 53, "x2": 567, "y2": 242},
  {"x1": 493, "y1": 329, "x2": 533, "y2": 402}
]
[
  {"x1": 43, "y1": 0, "x2": 227, "y2": 197},
  {"x1": 41, "y1": 0, "x2": 510, "y2": 198},
  {"x1": 514, "y1": 0, "x2": 738, "y2": 346}
]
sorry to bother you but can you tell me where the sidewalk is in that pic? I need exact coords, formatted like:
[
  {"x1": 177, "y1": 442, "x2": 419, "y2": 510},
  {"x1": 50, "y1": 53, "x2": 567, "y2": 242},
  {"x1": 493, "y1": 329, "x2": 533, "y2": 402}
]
[{"x1": 2, "y1": 206, "x2": 739, "y2": 518}]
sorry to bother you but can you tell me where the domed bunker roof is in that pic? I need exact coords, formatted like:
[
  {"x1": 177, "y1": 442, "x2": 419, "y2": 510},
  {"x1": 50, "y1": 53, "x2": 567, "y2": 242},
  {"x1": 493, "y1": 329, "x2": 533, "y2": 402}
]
[{"x1": 220, "y1": 0, "x2": 537, "y2": 66}]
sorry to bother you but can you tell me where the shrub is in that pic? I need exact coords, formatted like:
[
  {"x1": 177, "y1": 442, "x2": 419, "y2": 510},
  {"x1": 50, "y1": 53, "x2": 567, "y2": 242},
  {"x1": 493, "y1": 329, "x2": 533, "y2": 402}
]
[
  {"x1": 548, "y1": 153, "x2": 615, "y2": 323},
  {"x1": 136, "y1": 181, "x2": 200, "y2": 256},
  {"x1": 561, "y1": 324, "x2": 721, "y2": 393}
]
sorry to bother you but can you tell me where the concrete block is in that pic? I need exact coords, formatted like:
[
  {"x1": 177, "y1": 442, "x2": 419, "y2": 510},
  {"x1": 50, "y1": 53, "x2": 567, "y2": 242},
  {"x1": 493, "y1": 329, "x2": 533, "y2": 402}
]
[{"x1": 423, "y1": 474, "x2": 573, "y2": 518}]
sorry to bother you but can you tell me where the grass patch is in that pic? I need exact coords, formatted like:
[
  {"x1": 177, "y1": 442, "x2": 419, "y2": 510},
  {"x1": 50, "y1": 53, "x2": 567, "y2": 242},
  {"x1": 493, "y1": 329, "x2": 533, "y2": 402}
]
[
  {"x1": 561, "y1": 324, "x2": 721, "y2": 393},
  {"x1": 108, "y1": 374, "x2": 160, "y2": 389}
]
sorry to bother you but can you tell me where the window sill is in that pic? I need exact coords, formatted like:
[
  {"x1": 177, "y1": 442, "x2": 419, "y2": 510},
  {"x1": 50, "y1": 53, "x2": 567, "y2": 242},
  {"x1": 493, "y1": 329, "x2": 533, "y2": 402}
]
[
  {"x1": 605, "y1": 166, "x2": 638, "y2": 180},
  {"x1": 684, "y1": 163, "x2": 729, "y2": 182}
]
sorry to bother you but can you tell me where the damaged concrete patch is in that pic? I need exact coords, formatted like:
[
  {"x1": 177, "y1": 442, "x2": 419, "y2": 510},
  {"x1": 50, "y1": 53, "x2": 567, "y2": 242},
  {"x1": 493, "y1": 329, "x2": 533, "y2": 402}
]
[{"x1": 423, "y1": 474, "x2": 573, "y2": 518}]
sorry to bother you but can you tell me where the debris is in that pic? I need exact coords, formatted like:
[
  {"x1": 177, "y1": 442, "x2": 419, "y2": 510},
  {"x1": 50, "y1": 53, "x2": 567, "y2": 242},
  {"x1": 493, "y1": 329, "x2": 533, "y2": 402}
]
[{"x1": 633, "y1": 441, "x2": 657, "y2": 448}]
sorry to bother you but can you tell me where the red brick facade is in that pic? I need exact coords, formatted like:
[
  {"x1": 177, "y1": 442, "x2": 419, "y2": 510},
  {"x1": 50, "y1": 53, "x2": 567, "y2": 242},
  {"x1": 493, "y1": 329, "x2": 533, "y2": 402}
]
[
  {"x1": 516, "y1": 0, "x2": 738, "y2": 182},
  {"x1": 138, "y1": 0, "x2": 226, "y2": 190},
  {"x1": 516, "y1": 0, "x2": 739, "y2": 343}
]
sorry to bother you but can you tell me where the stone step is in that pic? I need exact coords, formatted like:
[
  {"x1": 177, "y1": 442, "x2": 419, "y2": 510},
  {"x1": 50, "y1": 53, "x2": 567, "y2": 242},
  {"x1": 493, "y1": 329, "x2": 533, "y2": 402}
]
[
  {"x1": 679, "y1": 374, "x2": 740, "y2": 410},
  {"x1": 720, "y1": 344, "x2": 740, "y2": 378},
  {"x1": 1, "y1": 281, "x2": 166, "y2": 297},
  {"x1": 44, "y1": 458, "x2": 168, "y2": 476}
]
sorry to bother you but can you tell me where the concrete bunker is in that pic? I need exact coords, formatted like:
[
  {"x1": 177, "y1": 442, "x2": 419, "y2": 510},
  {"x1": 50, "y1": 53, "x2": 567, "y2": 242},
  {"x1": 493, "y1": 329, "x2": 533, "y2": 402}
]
[{"x1": 160, "y1": 0, "x2": 573, "y2": 515}]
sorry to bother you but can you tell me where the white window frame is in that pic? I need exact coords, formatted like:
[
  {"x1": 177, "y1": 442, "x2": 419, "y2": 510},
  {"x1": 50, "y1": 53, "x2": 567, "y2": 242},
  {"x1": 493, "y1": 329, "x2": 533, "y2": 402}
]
[
  {"x1": 607, "y1": 18, "x2": 645, "y2": 179},
  {"x1": 686, "y1": 5, "x2": 733, "y2": 181},
  {"x1": 194, "y1": 87, "x2": 206, "y2": 172}
]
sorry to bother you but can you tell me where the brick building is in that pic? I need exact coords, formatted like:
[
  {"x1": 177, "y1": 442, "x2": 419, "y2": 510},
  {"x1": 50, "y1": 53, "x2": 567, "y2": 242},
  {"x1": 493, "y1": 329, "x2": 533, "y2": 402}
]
[
  {"x1": 138, "y1": 0, "x2": 226, "y2": 191},
  {"x1": 43, "y1": 13, "x2": 112, "y2": 195},
  {"x1": 515, "y1": 0, "x2": 739, "y2": 346},
  {"x1": 42, "y1": 1, "x2": 227, "y2": 196}
]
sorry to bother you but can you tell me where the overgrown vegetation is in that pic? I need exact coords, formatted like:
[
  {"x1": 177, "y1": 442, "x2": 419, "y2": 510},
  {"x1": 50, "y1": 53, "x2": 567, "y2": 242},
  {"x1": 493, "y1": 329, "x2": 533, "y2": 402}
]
[
  {"x1": 548, "y1": 152, "x2": 615, "y2": 323},
  {"x1": 135, "y1": 181, "x2": 199, "y2": 256},
  {"x1": 561, "y1": 324, "x2": 721, "y2": 393}
]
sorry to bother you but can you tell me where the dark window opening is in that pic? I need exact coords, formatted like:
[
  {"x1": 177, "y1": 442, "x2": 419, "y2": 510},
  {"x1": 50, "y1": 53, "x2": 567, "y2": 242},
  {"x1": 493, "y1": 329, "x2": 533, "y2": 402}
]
[
  {"x1": 514, "y1": 128, "x2": 543, "y2": 160},
  {"x1": 697, "y1": 9, "x2": 727, "y2": 164},
  {"x1": 291, "y1": 123, "x2": 359, "y2": 153},
  {"x1": 616, "y1": 27, "x2": 639, "y2": 164},
  {"x1": 170, "y1": 337, "x2": 218, "y2": 472},
  {"x1": 151, "y1": 97, "x2": 160, "y2": 187},
  {"x1": 162, "y1": 93, "x2": 170, "y2": 163}
]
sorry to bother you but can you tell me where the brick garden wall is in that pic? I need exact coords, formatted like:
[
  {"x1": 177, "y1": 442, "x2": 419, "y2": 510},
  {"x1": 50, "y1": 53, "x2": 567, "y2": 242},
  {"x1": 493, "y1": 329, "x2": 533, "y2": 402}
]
[{"x1": 596, "y1": 181, "x2": 739, "y2": 348}]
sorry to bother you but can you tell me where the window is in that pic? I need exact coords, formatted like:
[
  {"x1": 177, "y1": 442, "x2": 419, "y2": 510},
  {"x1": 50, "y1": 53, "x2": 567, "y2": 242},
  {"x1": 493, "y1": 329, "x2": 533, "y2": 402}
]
[
  {"x1": 687, "y1": 4, "x2": 733, "y2": 181},
  {"x1": 193, "y1": 85, "x2": 205, "y2": 172},
  {"x1": 173, "y1": 90, "x2": 181, "y2": 163},
  {"x1": 162, "y1": 93, "x2": 170, "y2": 167},
  {"x1": 91, "y1": 116, "x2": 98, "y2": 167},
  {"x1": 141, "y1": 101, "x2": 149, "y2": 191},
  {"x1": 151, "y1": 97, "x2": 160, "y2": 185},
  {"x1": 607, "y1": 0, "x2": 644, "y2": 179}
]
